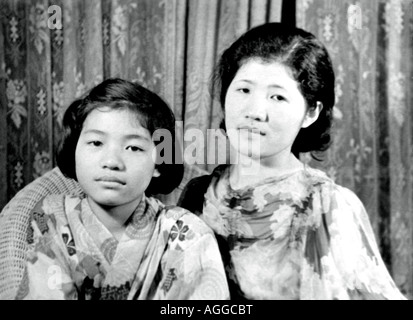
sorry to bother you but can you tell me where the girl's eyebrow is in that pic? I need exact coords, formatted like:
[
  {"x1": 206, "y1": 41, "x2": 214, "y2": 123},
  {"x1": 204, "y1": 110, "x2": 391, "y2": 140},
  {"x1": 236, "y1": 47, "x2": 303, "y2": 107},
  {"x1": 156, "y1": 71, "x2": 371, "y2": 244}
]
[
  {"x1": 82, "y1": 129, "x2": 105, "y2": 135},
  {"x1": 82, "y1": 129, "x2": 151, "y2": 142}
]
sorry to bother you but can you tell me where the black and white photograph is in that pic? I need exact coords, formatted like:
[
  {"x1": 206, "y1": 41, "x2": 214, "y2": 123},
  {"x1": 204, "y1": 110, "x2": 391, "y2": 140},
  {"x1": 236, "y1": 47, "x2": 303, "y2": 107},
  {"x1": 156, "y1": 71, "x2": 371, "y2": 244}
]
[{"x1": 0, "y1": 0, "x2": 411, "y2": 303}]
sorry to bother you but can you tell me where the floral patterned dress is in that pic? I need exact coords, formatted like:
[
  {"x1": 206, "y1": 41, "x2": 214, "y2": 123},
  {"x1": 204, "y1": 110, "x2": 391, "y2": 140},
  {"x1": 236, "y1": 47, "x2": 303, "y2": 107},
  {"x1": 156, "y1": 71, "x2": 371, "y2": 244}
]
[
  {"x1": 181, "y1": 165, "x2": 406, "y2": 300},
  {"x1": 13, "y1": 194, "x2": 229, "y2": 300}
]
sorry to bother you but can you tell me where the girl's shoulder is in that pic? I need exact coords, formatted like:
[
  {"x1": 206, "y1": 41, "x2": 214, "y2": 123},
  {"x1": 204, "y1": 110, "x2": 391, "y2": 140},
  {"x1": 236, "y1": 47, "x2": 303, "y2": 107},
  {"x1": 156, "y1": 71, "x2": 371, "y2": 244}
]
[
  {"x1": 32, "y1": 193, "x2": 83, "y2": 214},
  {"x1": 163, "y1": 204, "x2": 215, "y2": 236},
  {"x1": 30, "y1": 194, "x2": 84, "y2": 231},
  {"x1": 146, "y1": 196, "x2": 214, "y2": 237}
]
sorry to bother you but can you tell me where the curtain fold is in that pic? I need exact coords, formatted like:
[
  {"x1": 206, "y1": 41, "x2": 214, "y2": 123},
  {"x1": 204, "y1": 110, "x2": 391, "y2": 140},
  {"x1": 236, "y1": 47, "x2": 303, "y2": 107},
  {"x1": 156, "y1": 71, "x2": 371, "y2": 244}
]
[
  {"x1": 297, "y1": 0, "x2": 413, "y2": 298},
  {"x1": 0, "y1": 15, "x2": 7, "y2": 207},
  {"x1": 298, "y1": 0, "x2": 381, "y2": 237},
  {"x1": 0, "y1": 0, "x2": 283, "y2": 202},
  {"x1": 384, "y1": 0, "x2": 413, "y2": 297},
  {"x1": 184, "y1": 0, "x2": 220, "y2": 170}
]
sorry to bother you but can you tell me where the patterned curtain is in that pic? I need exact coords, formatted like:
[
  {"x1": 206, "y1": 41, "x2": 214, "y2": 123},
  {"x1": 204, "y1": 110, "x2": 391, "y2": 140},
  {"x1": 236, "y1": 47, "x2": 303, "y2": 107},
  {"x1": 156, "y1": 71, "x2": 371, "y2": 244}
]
[
  {"x1": 298, "y1": 0, "x2": 413, "y2": 298},
  {"x1": 0, "y1": 0, "x2": 283, "y2": 205}
]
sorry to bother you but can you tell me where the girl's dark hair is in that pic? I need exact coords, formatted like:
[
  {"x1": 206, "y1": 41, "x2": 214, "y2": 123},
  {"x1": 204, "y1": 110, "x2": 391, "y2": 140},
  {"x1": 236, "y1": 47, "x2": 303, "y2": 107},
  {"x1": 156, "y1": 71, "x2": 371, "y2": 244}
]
[
  {"x1": 213, "y1": 22, "x2": 335, "y2": 159},
  {"x1": 57, "y1": 78, "x2": 183, "y2": 196}
]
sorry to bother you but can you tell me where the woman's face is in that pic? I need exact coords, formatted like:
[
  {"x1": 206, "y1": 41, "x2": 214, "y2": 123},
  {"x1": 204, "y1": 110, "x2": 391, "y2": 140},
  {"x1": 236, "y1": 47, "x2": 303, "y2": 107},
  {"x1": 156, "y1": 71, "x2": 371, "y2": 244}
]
[
  {"x1": 224, "y1": 59, "x2": 317, "y2": 164},
  {"x1": 75, "y1": 107, "x2": 159, "y2": 213}
]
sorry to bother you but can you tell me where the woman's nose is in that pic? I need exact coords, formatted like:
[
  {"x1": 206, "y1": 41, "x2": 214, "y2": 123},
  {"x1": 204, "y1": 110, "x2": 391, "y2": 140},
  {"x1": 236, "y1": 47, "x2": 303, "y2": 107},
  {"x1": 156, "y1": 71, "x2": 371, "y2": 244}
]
[{"x1": 246, "y1": 96, "x2": 268, "y2": 122}]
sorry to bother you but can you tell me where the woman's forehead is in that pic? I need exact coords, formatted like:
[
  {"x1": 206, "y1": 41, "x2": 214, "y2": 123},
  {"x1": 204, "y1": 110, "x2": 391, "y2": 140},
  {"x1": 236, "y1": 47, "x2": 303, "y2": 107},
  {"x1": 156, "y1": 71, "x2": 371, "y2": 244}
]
[{"x1": 234, "y1": 59, "x2": 297, "y2": 86}]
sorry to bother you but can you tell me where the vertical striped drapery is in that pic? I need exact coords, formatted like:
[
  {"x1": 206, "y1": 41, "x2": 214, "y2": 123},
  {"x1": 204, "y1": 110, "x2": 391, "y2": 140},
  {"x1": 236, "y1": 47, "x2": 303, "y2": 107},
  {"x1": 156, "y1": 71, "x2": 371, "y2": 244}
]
[
  {"x1": 297, "y1": 0, "x2": 413, "y2": 298},
  {"x1": 0, "y1": 0, "x2": 283, "y2": 205}
]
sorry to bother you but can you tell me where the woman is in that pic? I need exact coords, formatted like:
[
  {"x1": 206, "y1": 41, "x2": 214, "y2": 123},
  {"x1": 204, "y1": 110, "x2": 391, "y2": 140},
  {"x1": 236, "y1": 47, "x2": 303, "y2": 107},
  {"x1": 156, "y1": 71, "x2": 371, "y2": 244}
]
[{"x1": 178, "y1": 23, "x2": 406, "y2": 300}]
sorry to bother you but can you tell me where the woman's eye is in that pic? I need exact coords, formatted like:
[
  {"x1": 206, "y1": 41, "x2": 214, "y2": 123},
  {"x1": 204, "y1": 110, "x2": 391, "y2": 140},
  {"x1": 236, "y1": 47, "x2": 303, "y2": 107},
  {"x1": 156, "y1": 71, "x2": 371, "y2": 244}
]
[
  {"x1": 89, "y1": 141, "x2": 102, "y2": 147},
  {"x1": 237, "y1": 88, "x2": 250, "y2": 94},
  {"x1": 271, "y1": 95, "x2": 286, "y2": 102}
]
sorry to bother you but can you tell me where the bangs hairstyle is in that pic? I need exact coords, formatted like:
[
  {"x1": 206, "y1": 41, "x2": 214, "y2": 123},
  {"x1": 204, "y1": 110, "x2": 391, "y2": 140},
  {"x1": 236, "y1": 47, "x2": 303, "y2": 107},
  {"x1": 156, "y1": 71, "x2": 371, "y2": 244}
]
[
  {"x1": 56, "y1": 78, "x2": 183, "y2": 196},
  {"x1": 212, "y1": 22, "x2": 335, "y2": 159}
]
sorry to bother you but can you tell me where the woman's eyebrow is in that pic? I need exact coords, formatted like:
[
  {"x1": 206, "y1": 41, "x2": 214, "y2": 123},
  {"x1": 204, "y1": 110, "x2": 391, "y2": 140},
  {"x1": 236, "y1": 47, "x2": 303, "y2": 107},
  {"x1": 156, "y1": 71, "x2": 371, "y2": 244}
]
[
  {"x1": 234, "y1": 79, "x2": 288, "y2": 91},
  {"x1": 268, "y1": 84, "x2": 286, "y2": 89},
  {"x1": 123, "y1": 133, "x2": 151, "y2": 142}
]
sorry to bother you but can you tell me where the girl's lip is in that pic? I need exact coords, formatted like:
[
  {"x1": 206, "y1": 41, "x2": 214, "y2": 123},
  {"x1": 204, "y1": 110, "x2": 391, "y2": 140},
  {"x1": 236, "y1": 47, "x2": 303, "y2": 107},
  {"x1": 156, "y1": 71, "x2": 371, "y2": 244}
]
[{"x1": 96, "y1": 176, "x2": 126, "y2": 185}]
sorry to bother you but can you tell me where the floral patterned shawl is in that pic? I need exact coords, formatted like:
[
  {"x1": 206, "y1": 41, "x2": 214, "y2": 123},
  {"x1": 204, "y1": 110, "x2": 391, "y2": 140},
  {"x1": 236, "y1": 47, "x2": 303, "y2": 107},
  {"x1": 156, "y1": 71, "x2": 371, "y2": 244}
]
[
  {"x1": 10, "y1": 194, "x2": 229, "y2": 300},
  {"x1": 200, "y1": 165, "x2": 406, "y2": 300}
]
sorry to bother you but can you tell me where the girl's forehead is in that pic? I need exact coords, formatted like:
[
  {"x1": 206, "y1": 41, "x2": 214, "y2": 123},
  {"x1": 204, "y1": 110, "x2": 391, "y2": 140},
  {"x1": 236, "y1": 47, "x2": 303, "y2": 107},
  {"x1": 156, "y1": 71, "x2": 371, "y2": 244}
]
[
  {"x1": 85, "y1": 106, "x2": 148, "y2": 130},
  {"x1": 91, "y1": 106, "x2": 144, "y2": 119}
]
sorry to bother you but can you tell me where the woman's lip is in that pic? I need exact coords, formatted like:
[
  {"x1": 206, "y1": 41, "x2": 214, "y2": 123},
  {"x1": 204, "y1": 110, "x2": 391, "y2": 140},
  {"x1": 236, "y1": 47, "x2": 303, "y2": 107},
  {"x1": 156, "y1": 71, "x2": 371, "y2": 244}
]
[{"x1": 237, "y1": 126, "x2": 265, "y2": 135}]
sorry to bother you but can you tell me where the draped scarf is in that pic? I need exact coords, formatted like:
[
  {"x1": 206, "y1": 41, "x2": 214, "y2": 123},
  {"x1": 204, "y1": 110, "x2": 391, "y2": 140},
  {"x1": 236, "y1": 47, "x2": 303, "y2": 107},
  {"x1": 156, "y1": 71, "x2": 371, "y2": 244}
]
[
  {"x1": 6, "y1": 194, "x2": 229, "y2": 300},
  {"x1": 201, "y1": 165, "x2": 406, "y2": 300}
]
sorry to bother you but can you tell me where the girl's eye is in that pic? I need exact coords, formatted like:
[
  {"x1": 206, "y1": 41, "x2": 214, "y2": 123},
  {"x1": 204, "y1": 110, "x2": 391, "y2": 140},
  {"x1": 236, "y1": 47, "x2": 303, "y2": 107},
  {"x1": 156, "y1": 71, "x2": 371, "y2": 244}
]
[{"x1": 126, "y1": 146, "x2": 143, "y2": 152}]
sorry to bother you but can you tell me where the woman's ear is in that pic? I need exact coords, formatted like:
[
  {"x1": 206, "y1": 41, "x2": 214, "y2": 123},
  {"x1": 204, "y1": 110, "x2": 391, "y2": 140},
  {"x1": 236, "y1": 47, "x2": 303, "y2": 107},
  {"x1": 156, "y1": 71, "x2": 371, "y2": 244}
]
[
  {"x1": 302, "y1": 101, "x2": 323, "y2": 128},
  {"x1": 152, "y1": 168, "x2": 160, "y2": 178}
]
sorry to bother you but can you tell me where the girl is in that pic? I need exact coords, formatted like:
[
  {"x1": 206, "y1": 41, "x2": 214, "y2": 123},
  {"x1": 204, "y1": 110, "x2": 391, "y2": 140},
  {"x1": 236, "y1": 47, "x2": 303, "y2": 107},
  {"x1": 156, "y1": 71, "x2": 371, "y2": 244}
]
[
  {"x1": 179, "y1": 23, "x2": 406, "y2": 300},
  {"x1": 1, "y1": 78, "x2": 229, "y2": 300}
]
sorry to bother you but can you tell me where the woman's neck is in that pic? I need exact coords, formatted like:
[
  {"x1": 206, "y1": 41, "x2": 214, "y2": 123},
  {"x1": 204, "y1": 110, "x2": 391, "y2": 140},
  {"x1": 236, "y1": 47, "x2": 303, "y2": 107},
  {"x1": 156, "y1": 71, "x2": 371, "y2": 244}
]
[
  {"x1": 87, "y1": 197, "x2": 142, "y2": 241},
  {"x1": 229, "y1": 152, "x2": 303, "y2": 189}
]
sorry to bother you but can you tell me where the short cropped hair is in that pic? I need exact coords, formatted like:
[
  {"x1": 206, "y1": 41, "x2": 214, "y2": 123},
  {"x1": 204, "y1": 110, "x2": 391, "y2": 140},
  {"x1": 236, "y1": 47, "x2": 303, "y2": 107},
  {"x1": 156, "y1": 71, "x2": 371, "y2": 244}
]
[
  {"x1": 57, "y1": 78, "x2": 184, "y2": 196},
  {"x1": 213, "y1": 22, "x2": 335, "y2": 159}
]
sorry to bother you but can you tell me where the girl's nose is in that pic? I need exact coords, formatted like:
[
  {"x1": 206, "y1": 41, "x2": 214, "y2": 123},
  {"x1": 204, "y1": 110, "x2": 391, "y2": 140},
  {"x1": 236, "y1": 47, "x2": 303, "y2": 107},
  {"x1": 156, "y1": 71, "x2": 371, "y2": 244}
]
[{"x1": 101, "y1": 148, "x2": 125, "y2": 170}]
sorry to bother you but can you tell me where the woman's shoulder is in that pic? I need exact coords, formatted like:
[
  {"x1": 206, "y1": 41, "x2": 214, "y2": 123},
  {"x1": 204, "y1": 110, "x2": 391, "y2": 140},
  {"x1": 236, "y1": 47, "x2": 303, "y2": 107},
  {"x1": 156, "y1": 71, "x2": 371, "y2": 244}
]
[
  {"x1": 301, "y1": 166, "x2": 366, "y2": 213},
  {"x1": 184, "y1": 174, "x2": 213, "y2": 191},
  {"x1": 305, "y1": 167, "x2": 359, "y2": 194},
  {"x1": 301, "y1": 166, "x2": 333, "y2": 184},
  {"x1": 300, "y1": 166, "x2": 339, "y2": 192},
  {"x1": 182, "y1": 165, "x2": 227, "y2": 188},
  {"x1": 177, "y1": 167, "x2": 223, "y2": 214}
]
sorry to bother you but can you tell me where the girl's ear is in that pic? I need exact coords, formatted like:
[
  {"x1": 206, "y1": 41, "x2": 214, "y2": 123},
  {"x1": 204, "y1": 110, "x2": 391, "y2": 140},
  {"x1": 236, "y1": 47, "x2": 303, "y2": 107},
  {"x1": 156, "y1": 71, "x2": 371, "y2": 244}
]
[
  {"x1": 152, "y1": 168, "x2": 160, "y2": 178},
  {"x1": 302, "y1": 101, "x2": 323, "y2": 128}
]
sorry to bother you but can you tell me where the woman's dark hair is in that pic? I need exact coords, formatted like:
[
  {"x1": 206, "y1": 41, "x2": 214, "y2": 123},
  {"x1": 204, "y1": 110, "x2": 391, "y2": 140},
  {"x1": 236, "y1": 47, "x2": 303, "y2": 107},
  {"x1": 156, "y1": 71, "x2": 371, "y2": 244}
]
[
  {"x1": 56, "y1": 78, "x2": 184, "y2": 196},
  {"x1": 213, "y1": 22, "x2": 335, "y2": 159}
]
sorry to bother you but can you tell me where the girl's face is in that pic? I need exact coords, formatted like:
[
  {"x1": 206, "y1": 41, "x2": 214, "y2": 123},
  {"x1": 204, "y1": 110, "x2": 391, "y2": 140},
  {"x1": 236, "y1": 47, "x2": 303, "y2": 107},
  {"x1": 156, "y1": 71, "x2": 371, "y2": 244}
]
[
  {"x1": 75, "y1": 107, "x2": 159, "y2": 213},
  {"x1": 224, "y1": 59, "x2": 318, "y2": 164}
]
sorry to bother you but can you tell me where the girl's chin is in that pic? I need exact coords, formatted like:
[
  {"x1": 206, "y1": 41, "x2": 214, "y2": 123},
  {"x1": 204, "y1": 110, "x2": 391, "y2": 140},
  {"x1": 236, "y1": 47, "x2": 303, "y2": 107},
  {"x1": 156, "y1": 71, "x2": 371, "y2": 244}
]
[
  {"x1": 87, "y1": 194, "x2": 125, "y2": 206},
  {"x1": 90, "y1": 200, "x2": 121, "y2": 208}
]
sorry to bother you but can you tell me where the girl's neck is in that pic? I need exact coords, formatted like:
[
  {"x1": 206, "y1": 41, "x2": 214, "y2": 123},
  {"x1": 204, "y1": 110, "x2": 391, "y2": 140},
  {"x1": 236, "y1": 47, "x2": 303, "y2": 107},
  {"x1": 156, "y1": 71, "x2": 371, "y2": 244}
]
[
  {"x1": 229, "y1": 152, "x2": 303, "y2": 189},
  {"x1": 87, "y1": 196, "x2": 142, "y2": 241}
]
